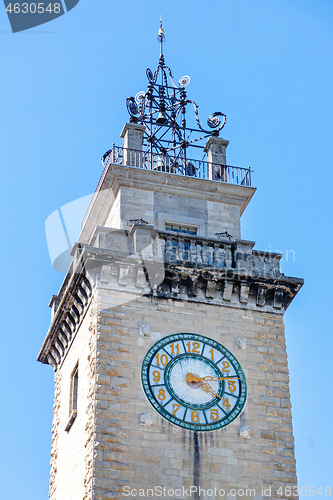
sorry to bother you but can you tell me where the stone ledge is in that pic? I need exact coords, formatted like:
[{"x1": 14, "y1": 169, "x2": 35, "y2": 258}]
[
  {"x1": 37, "y1": 264, "x2": 93, "y2": 371},
  {"x1": 80, "y1": 245, "x2": 302, "y2": 313},
  {"x1": 79, "y1": 164, "x2": 256, "y2": 246},
  {"x1": 38, "y1": 242, "x2": 303, "y2": 371}
]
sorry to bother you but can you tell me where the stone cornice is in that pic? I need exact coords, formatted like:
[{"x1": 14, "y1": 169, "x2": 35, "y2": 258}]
[
  {"x1": 37, "y1": 261, "x2": 93, "y2": 371},
  {"x1": 78, "y1": 243, "x2": 302, "y2": 312},
  {"x1": 155, "y1": 265, "x2": 303, "y2": 312},
  {"x1": 79, "y1": 241, "x2": 302, "y2": 311},
  {"x1": 79, "y1": 163, "x2": 256, "y2": 245},
  {"x1": 39, "y1": 229, "x2": 303, "y2": 370}
]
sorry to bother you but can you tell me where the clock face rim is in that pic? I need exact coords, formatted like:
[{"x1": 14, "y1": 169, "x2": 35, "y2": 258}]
[{"x1": 141, "y1": 333, "x2": 247, "y2": 432}]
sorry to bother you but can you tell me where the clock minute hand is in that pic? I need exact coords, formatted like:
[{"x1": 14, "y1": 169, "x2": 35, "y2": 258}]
[
  {"x1": 185, "y1": 373, "x2": 222, "y2": 400},
  {"x1": 186, "y1": 373, "x2": 240, "y2": 383},
  {"x1": 198, "y1": 380, "x2": 222, "y2": 399},
  {"x1": 200, "y1": 375, "x2": 241, "y2": 382}
]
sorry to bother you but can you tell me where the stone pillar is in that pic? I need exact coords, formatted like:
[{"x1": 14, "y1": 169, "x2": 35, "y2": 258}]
[
  {"x1": 204, "y1": 136, "x2": 229, "y2": 180},
  {"x1": 49, "y1": 295, "x2": 60, "y2": 321},
  {"x1": 129, "y1": 223, "x2": 155, "y2": 256},
  {"x1": 120, "y1": 123, "x2": 146, "y2": 167}
]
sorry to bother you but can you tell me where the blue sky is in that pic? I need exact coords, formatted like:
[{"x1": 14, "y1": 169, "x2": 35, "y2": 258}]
[{"x1": 1, "y1": 0, "x2": 332, "y2": 497}]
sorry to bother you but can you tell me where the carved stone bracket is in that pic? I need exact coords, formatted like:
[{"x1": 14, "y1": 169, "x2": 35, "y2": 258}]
[
  {"x1": 223, "y1": 282, "x2": 234, "y2": 301},
  {"x1": 38, "y1": 274, "x2": 93, "y2": 371},
  {"x1": 257, "y1": 287, "x2": 266, "y2": 306},
  {"x1": 240, "y1": 284, "x2": 250, "y2": 304},
  {"x1": 206, "y1": 280, "x2": 216, "y2": 299},
  {"x1": 273, "y1": 289, "x2": 284, "y2": 309},
  {"x1": 151, "y1": 265, "x2": 302, "y2": 313}
]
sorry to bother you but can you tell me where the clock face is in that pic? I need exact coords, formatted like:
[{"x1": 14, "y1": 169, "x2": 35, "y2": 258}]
[{"x1": 141, "y1": 333, "x2": 247, "y2": 431}]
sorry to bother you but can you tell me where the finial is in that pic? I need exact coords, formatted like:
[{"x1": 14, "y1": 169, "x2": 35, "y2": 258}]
[{"x1": 158, "y1": 17, "x2": 165, "y2": 55}]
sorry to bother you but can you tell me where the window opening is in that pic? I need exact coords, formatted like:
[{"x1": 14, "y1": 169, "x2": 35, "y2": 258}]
[
  {"x1": 165, "y1": 224, "x2": 197, "y2": 260},
  {"x1": 65, "y1": 362, "x2": 78, "y2": 432}
]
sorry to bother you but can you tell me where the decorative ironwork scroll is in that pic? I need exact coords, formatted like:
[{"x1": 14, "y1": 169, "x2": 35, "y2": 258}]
[{"x1": 125, "y1": 20, "x2": 227, "y2": 175}]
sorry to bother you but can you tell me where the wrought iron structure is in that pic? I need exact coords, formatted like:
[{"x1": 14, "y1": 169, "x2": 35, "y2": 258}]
[
  {"x1": 125, "y1": 21, "x2": 227, "y2": 174},
  {"x1": 215, "y1": 231, "x2": 234, "y2": 241},
  {"x1": 102, "y1": 144, "x2": 251, "y2": 185}
]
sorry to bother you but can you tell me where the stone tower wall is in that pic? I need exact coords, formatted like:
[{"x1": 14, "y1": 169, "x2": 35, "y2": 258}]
[
  {"x1": 103, "y1": 183, "x2": 242, "y2": 239},
  {"x1": 49, "y1": 297, "x2": 97, "y2": 500},
  {"x1": 92, "y1": 290, "x2": 297, "y2": 500},
  {"x1": 40, "y1": 151, "x2": 301, "y2": 500}
]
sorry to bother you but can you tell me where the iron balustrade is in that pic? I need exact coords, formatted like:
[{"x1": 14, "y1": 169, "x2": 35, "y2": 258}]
[
  {"x1": 82, "y1": 146, "x2": 252, "y2": 231},
  {"x1": 103, "y1": 145, "x2": 251, "y2": 186},
  {"x1": 103, "y1": 145, "x2": 252, "y2": 185}
]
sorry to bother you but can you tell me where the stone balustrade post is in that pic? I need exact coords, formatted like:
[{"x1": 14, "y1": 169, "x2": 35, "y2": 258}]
[
  {"x1": 129, "y1": 223, "x2": 154, "y2": 256},
  {"x1": 204, "y1": 136, "x2": 229, "y2": 180},
  {"x1": 49, "y1": 295, "x2": 60, "y2": 321},
  {"x1": 120, "y1": 123, "x2": 146, "y2": 167}
]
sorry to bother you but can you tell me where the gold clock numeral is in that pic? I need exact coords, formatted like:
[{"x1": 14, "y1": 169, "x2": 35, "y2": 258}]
[
  {"x1": 158, "y1": 388, "x2": 166, "y2": 401},
  {"x1": 172, "y1": 404, "x2": 181, "y2": 415},
  {"x1": 156, "y1": 353, "x2": 169, "y2": 366},
  {"x1": 228, "y1": 380, "x2": 236, "y2": 392},
  {"x1": 152, "y1": 370, "x2": 160, "y2": 383},
  {"x1": 222, "y1": 398, "x2": 231, "y2": 410},
  {"x1": 210, "y1": 408, "x2": 219, "y2": 421},
  {"x1": 222, "y1": 360, "x2": 230, "y2": 372},
  {"x1": 192, "y1": 342, "x2": 200, "y2": 353},
  {"x1": 191, "y1": 410, "x2": 200, "y2": 423},
  {"x1": 170, "y1": 343, "x2": 180, "y2": 355},
  {"x1": 186, "y1": 341, "x2": 201, "y2": 354},
  {"x1": 209, "y1": 348, "x2": 214, "y2": 360}
]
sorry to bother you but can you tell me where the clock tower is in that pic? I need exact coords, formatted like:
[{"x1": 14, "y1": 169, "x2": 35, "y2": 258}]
[{"x1": 38, "y1": 23, "x2": 303, "y2": 500}]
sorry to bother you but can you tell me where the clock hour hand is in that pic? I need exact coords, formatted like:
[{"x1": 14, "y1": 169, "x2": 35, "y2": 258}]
[
  {"x1": 186, "y1": 373, "x2": 222, "y2": 399},
  {"x1": 186, "y1": 372, "x2": 240, "y2": 383}
]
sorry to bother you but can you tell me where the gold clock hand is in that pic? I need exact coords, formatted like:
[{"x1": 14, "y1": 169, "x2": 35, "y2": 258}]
[
  {"x1": 201, "y1": 375, "x2": 241, "y2": 382},
  {"x1": 186, "y1": 372, "x2": 198, "y2": 383},
  {"x1": 198, "y1": 380, "x2": 222, "y2": 399},
  {"x1": 186, "y1": 372, "x2": 240, "y2": 383},
  {"x1": 185, "y1": 374, "x2": 222, "y2": 399}
]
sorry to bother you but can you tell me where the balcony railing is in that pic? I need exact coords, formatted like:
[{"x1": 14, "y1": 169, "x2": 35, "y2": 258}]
[
  {"x1": 156, "y1": 231, "x2": 282, "y2": 277},
  {"x1": 82, "y1": 146, "x2": 252, "y2": 231},
  {"x1": 103, "y1": 145, "x2": 252, "y2": 186},
  {"x1": 157, "y1": 230, "x2": 234, "y2": 268},
  {"x1": 78, "y1": 226, "x2": 282, "y2": 280}
]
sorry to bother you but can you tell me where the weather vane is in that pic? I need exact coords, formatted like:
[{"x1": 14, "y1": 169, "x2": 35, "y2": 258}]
[
  {"x1": 125, "y1": 20, "x2": 227, "y2": 175},
  {"x1": 157, "y1": 16, "x2": 165, "y2": 55}
]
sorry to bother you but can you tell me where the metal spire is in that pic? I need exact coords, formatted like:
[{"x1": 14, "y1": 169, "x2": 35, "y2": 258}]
[
  {"x1": 157, "y1": 17, "x2": 165, "y2": 56},
  {"x1": 125, "y1": 22, "x2": 227, "y2": 174}
]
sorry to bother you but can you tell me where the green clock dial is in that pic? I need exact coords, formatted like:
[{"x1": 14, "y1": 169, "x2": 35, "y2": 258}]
[{"x1": 141, "y1": 333, "x2": 247, "y2": 431}]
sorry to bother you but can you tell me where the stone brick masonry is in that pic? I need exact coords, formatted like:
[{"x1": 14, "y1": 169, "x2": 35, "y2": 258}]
[
  {"x1": 48, "y1": 286, "x2": 298, "y2": 500},
  {"x1": 90, "y1": 292, "x2": 298, "y2": 500},
  {"x1": 49, "y1": 298, "x2": 97, "y2": 500}
]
